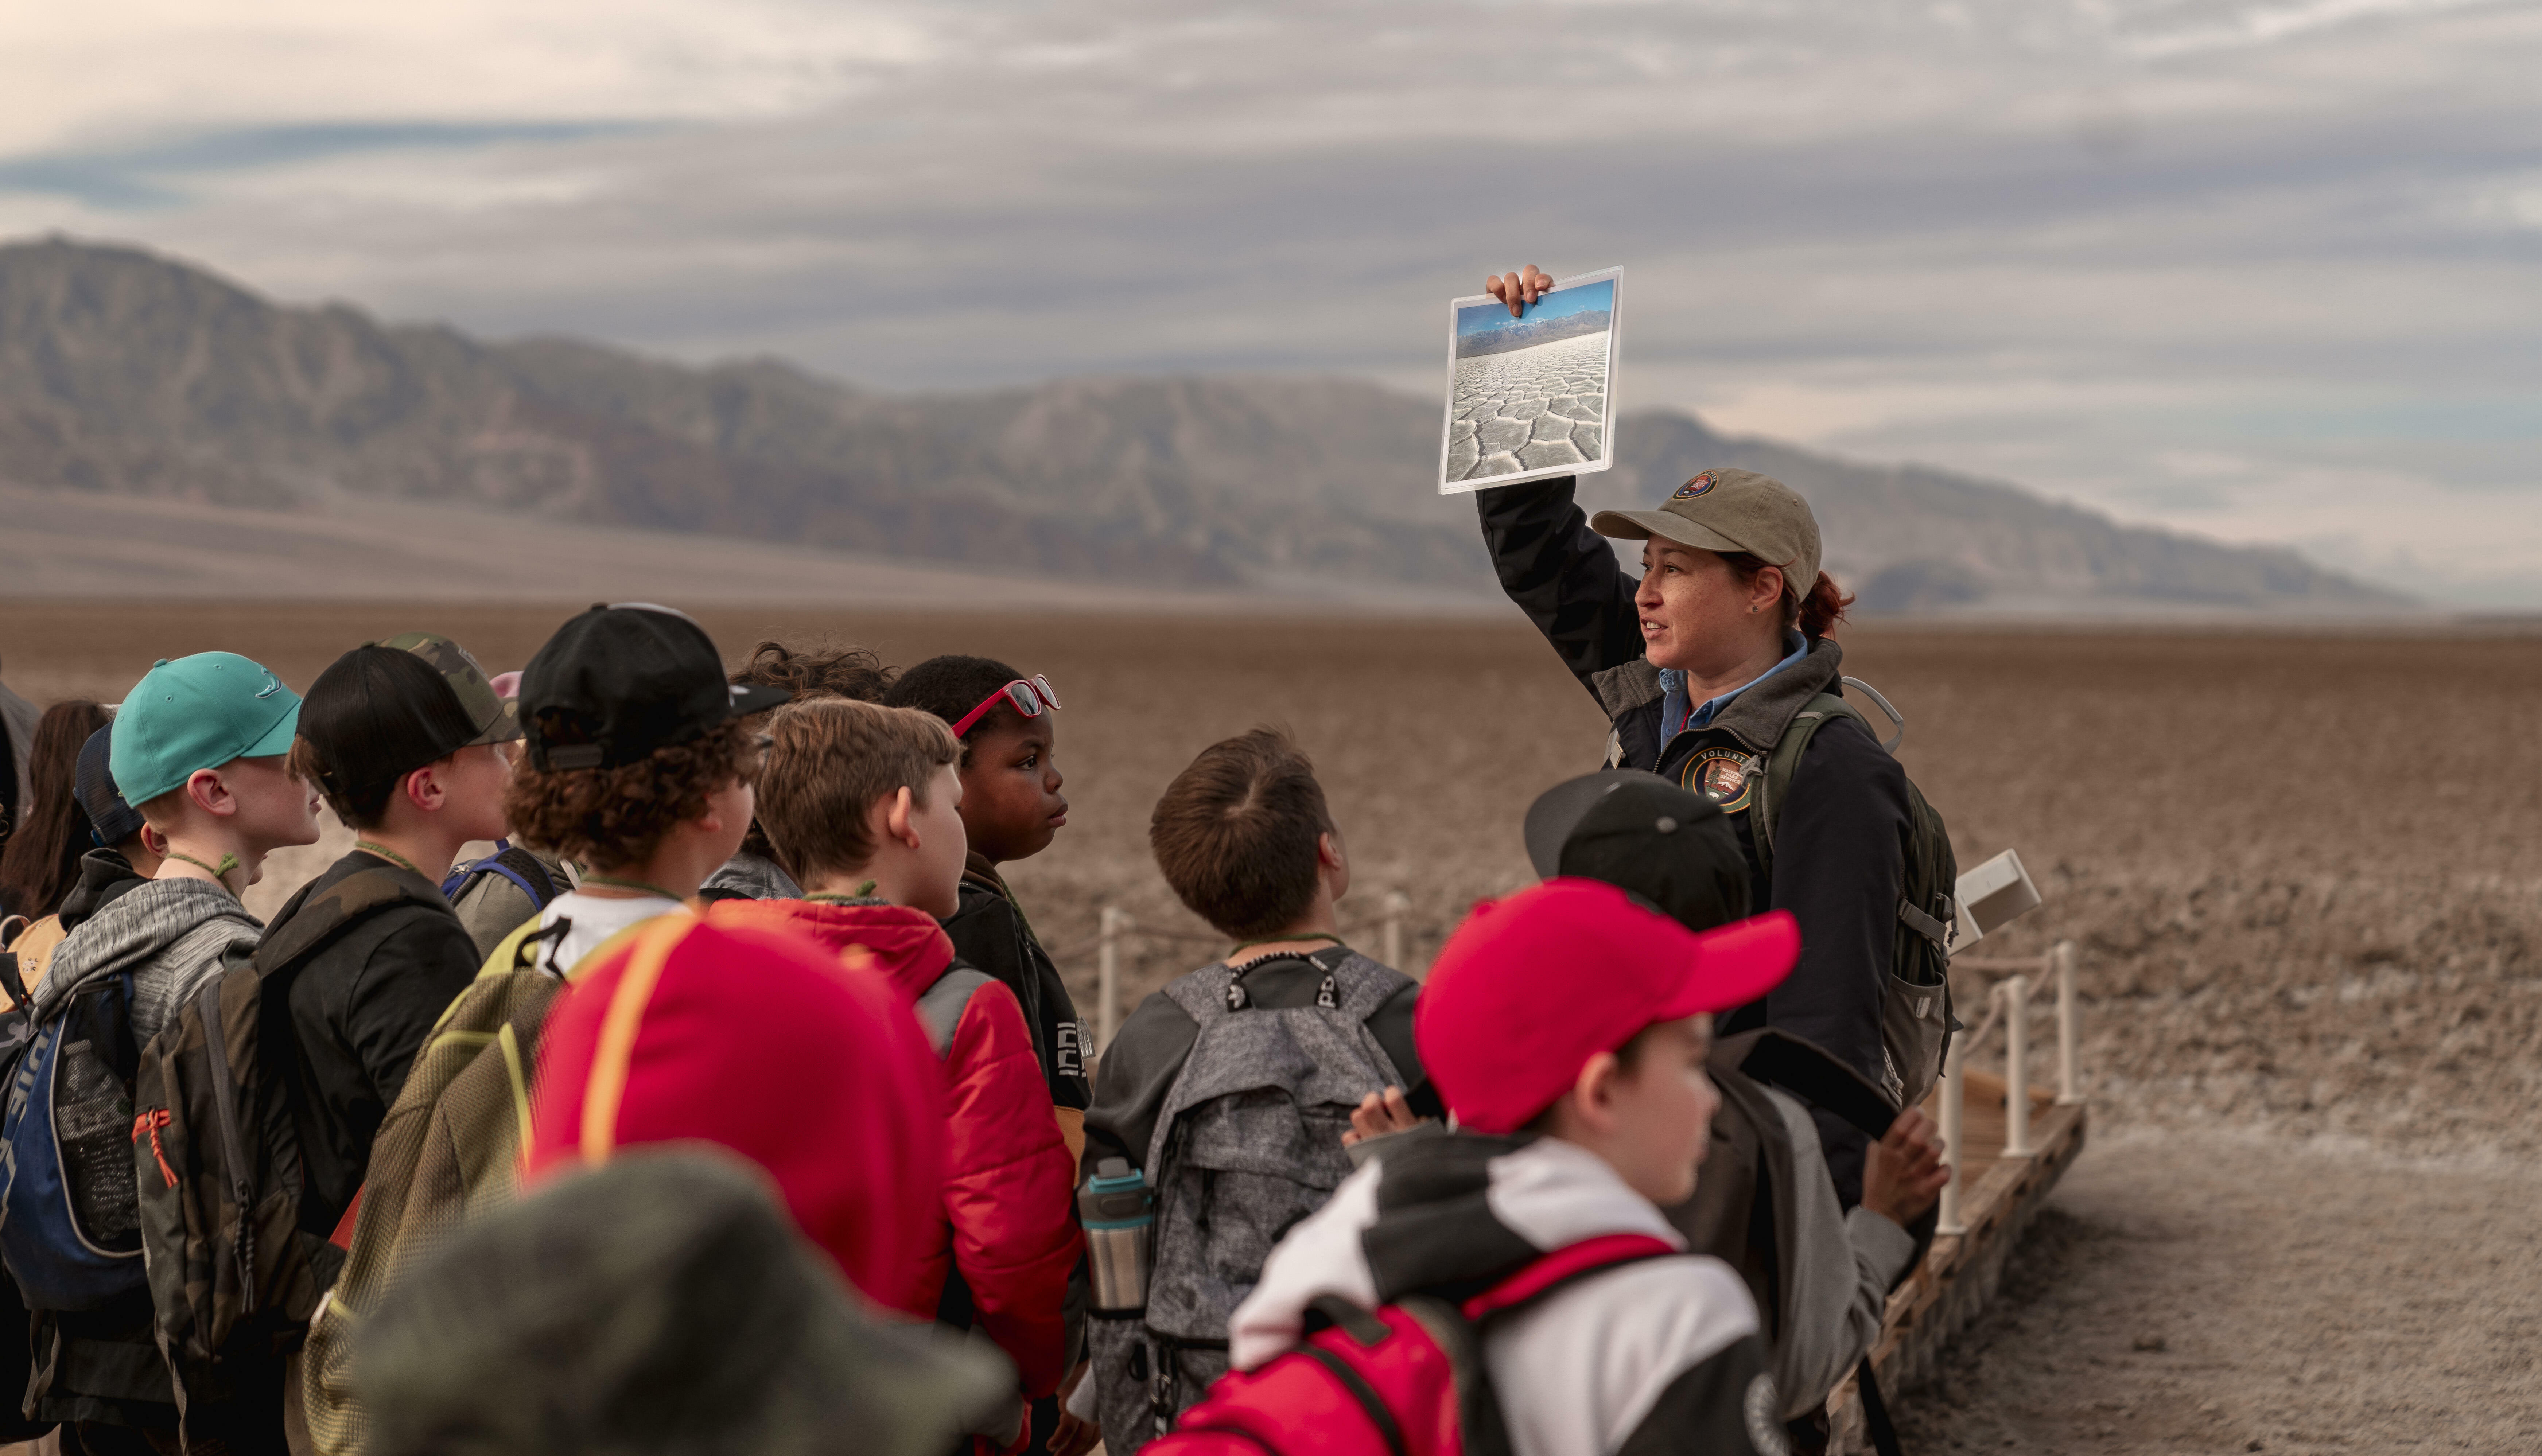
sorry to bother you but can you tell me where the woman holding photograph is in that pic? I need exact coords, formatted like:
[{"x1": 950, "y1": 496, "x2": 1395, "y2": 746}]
[{"x1": 1470, "y1": 268, "x2": 1909, "y2": 1209}]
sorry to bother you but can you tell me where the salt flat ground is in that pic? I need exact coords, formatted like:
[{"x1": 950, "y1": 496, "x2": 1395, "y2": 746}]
[
  {"x1": 1445, "y1": 331, "x2": 1609, "y2": 482},
  {"x1": 1899, "y1": 1128, "x2": 2542, "y2": 1454},
  {"x1": 2, "y1": 606, "x2": 2536, "y2": 1447}
]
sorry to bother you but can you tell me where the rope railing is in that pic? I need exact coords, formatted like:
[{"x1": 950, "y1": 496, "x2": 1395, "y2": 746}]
[{"x1": 1932, "y1": 940, "x2": 2081, "y2": 1235}]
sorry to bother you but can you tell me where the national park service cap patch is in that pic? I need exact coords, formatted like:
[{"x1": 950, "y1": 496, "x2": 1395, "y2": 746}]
[{"x1": 1592, "y1": 467, "x2": 1823, "y2": 589}]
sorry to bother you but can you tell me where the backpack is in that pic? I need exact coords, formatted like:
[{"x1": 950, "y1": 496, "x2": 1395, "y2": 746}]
[
  {"x1": 129, "y1": 865, "x2": 443, "y2": 1422},
  {"x1": 1088, "y1": 947, "x2": 1414, "y2": 1454},
  {"x1": 0, "y1": 959, "x2": 147, "y2": 1313},
  {"x1": 1149, "y1": 1233, "x2": 1678, "y2": 1456},
  {"x1": 1751, "y1": 680, "x2": 1958, "y2": 1112},
  {"x1": 439, "y1": 842, "x2": 560, "y2": 918},
  {"x1": 299, "y1": 911, "x2": 656, "y2": 1456}
]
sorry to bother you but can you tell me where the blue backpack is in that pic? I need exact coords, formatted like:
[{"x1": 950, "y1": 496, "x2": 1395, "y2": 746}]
[{"x1": 0, "y1": 958, "x2": 156, "y2": 1310}]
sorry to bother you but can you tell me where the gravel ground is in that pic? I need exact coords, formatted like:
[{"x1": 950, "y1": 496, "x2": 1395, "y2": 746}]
[{"x1": 1896, "y1": 1125, "x2": 2542, "y2": 1455}]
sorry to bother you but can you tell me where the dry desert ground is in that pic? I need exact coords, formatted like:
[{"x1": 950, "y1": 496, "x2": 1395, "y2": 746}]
[{"x1": 3, "y1": 603, "x2": 2537, "y2": 1452}]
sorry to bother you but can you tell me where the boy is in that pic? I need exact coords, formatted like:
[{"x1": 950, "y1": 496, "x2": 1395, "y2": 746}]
[
  {"x1": 882, "y1": 657, "x2": 1089, "y2": 1141},
  {"x1": 1079, "y1": 728, "x2": 1429, "y2": 1451},
  {"x1": 501, "y1": 603, "x2": 785, "y2": 973},
  {"x1": 26, "y1": 652, "x2": 321, "y2": 1443},
  {"x1": 447, "y1": 670, "x2": 575, "y2": 958},
  {"x1": 1230, "y1": 880, "x2": 1797, "y2": 1456},
  {"x1": 1521, "y1": 770, "x2": 1948, "y2": 1438},
  {"x1": 268, "y1": 634, "x2": 520, "y2": 1241},
  {"x1": 700, "y1": 639, "x2": 896, "y2": 905},
  {"x1": 708, "y1": 697, "x2": 1081, "y2": 1435}
]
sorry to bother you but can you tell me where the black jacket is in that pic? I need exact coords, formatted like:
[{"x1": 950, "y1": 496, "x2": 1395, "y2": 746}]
[
  {"x1": 57, "y1": 847, "x2": 151, "y2": 933},
  {"x1": 1478, "y1": 476, "x2": 1908, "y2": 1203},
  {"x1": 944, "y1": 857, "x2": 1092, "y2": 1115},
  {"x1": 267, "y1": 850, "x2": 482, "y2": 1237}
]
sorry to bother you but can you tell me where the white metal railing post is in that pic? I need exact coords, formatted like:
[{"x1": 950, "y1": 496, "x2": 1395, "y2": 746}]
[
  {"x1": 2002, "y1": 973, "x2": 2032, "y2": 1158},
  {"x1": 1935, "y1": 1032, "x2": 1967, "y2": 1235},
  {"x1": 1383, "y1": 891, "x2": 1410, "y2": 971},
  {"x1": 2055, "y1": 940, "x2": 2082, "y2": 1105},
  {"x1": 1097, "y1": 906, "x2": 1127, "y2": 1052}
]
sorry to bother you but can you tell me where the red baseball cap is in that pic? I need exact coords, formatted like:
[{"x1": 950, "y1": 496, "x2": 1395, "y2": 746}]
[{"x1": 1415, "y1": 879, "x2": 1800, "y2": 1134}]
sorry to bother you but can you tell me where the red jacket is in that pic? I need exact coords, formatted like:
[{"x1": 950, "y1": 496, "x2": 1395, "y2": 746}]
[
  {"x1": 526, "y1": 915, "x2": 945, "y2": 1319},
  {"x1": 710, "y1": 898, "x2": 1082, "y2": 1398}
]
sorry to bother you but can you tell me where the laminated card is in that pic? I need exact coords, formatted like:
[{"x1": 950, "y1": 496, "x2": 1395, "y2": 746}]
[{"x1": 1438, "y1": 268, "x2": 1621, "y2": 494}]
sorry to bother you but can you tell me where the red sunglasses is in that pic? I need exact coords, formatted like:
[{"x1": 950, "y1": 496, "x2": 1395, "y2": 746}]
[{"x1": 949, "y1": 675, "x2": 1062, "y2": 738}]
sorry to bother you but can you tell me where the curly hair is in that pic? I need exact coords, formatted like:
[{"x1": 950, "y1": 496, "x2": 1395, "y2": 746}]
[
  {"x1": 503, "y1": 719, "x2": 759, "y2": 871},
  {"x1": 732, "y1": 641, "x2": 894, "y2": 706}
]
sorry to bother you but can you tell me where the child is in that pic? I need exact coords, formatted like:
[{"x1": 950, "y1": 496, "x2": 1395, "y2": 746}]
[
  {"x1": 268, "y1": 633, "x2": 521, "y2": 1241},
  {"x1": 446, "y1": 669, "x2": 574, "y2": 957},
  {"x1": 1228, "y1": 880, "x2": 1798, "y2": 1456},
  {"x1": 700, "y1": 639, "x2": 896, "y2": 904},
  {"x1": 882, "y1": 657, "x2": 1089, "y2": 1139},
  {"x1": 1078, "y1": 728, "x2": 1429, "y2": 1452},
  {"x1": 26, "y1": 652, "x2": 321, "y2": 1444},
  {"x1": 710, "y1": 697, "x2": 1081, "y2": 1432},
  {"x1": 4, "y1": 719, "x2": 155, "y2": 995},
  {"x1": 501, "y1": 604, "x2": 785, "y2": 974}
]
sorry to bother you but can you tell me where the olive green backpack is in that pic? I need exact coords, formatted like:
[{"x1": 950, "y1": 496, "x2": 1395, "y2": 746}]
[{"x1": 1750, "y1": 678, "x2": 1959, "y2": 1113}]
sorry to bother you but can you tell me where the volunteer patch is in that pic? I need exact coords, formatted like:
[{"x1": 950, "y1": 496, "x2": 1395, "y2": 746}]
[
  {"x1": 1681, "y1": 746, "x2": 1756, "y2": 813},
  {"x1": 1673, "y1": 471, "x2": 1716, "y2": 499}
]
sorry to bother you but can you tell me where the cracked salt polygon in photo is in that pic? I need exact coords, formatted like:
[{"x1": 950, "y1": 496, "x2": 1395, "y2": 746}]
[{"x1": 1441, "y1": 275, "x2": 1615, "y2": 489}]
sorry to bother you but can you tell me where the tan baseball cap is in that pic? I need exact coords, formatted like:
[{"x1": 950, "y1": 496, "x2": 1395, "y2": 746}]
[{"x1": 1590, "y1": 468, "x2": 1822, "y2": 588}]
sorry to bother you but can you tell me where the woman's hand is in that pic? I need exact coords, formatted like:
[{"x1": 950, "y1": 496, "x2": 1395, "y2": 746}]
[
  {"x1": 1861, "y1": 1109, "x2": 1950, "y2": 1226},
  {"x1": 1486, "y1": 265, "x2": 1555, "y2": 318},
  {"x1": 1343, "y1": 1085, "x2": 1430, "y2": 1146}
]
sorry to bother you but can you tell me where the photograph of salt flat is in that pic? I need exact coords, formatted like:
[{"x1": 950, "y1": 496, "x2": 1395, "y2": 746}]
[{"x1": 1445, "y1": 278, "x2": 1614, "y2": 484}]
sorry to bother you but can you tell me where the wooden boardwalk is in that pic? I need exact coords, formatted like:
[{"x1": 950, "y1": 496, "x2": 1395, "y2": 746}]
[{"x1": 1831, "y1": 1072, "x2": 2090, "y2": 1452}]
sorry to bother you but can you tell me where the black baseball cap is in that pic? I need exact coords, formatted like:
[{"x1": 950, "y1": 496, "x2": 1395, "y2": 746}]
[
  {"x1": 299, "y1": 635, "x2": 522, "y2": 804},
  {"x1": 520, "y1": 604, "x2": 789, "y2": 771},
  {"x1": 74, "y1": 725, "x2": 147, "y2": 850},
  {"x1": 1523, "y1": 770, "x2": 1752, "y2": 932}
]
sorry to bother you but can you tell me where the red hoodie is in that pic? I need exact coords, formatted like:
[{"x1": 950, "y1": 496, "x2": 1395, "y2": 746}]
[
  {"x1": 707, "y1": 898, "x2": 1082, "y2": 1399},
  {"x1": 527, "y1": 915, "x2": 945, "y2": 1320}
]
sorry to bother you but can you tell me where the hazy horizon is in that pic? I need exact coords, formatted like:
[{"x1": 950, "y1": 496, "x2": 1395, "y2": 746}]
[{"x1": 1, "y1": 1, "x2": 2536, "y2": 606}]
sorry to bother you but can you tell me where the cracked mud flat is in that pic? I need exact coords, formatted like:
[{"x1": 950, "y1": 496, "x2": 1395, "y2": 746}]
[{"x1": 1445, "y1": 331, "x2": 1609, "y2": 483}]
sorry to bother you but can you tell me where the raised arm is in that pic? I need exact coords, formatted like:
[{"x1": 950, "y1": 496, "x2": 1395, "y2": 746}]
[{"x1": 1476, "y1": 476, "x2": 1646, "y2": 699}]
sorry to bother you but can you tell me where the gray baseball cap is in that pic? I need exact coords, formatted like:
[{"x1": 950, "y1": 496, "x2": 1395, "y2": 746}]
[{"x1": 1590, "y1": 468, "x2": 1822, "y2": 589}]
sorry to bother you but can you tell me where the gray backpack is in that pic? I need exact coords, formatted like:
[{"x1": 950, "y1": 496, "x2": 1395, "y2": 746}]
[{"x1": 1089, "y1": 947, "x2": 1412, "y2": 1453}]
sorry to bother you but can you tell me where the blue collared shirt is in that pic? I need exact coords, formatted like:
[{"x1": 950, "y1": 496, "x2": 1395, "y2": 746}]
[{"x1": 1659, "y1": 630, "x2": 1810, "y2": 743}]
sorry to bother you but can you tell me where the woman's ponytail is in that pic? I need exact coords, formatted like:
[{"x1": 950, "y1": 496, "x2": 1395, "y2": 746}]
[{"x1": 1795, "y1": 571, "x2": 1854, "y2": 639}]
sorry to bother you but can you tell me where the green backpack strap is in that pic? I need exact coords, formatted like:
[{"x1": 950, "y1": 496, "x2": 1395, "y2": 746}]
[{"x1": 1752, "y1": 692, "x2": 1868, "y2": 884}]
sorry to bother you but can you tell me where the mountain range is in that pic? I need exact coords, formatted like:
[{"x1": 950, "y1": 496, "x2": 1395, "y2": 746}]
[
  {"x1": 0, "y1": 237, "x2": 2407, "y2": 614},
  {"x1": 1457, "y1": 310, "x2": 1613, "y2": 358}
]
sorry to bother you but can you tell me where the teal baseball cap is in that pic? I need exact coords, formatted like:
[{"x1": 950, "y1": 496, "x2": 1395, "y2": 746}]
[{"x1": 111, "y1": 653, "x2": 304, "y2": 808}]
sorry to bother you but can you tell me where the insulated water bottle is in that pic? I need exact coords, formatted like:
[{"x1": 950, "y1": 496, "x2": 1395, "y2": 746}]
[{"x1": 1080, "y1": 1156, "x2": 1154, "y2": 1313}]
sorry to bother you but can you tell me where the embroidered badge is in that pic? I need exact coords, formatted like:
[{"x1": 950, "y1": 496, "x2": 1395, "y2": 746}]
[
  {"x1": 1681, "y1": 746, "x2": 1757, "y2": 813},
  {"x1": 1672, "y1": 472, "x2": 1716, "y2": 499}
]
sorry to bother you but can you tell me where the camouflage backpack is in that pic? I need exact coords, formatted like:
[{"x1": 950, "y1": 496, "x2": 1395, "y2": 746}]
[
  {"x1": 1089, "y1": 947, "x2": 1413, "y2": 1455},
  {"x1": 300, "y1": 910, "x2": 663, "y2": 1456},
  {"x1": 131, "y1": 865, "x2": 439, "y2": 1431}
]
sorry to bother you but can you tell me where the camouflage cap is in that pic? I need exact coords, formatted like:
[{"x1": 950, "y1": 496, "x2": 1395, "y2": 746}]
[{"x1": 377, "y1": 632, "x2": 522, "y2": 746}]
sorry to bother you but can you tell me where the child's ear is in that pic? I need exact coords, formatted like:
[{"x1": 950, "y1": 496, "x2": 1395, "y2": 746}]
[
  {"x1": 187, "y1": 767, "x2": 235, "y2": 819},
  {"x1": 884, "y1": 786, "x2": 918, "y2": 848}
]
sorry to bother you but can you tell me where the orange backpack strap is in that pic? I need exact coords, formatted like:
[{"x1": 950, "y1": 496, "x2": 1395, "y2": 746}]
[{"x1": 578, "y1": 918, "x2": 694, "y2": 1167}]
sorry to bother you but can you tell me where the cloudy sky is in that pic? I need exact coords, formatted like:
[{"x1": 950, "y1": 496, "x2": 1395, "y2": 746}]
[{"x1": 3, "y1": 0, "x2": 2537, "y2": 606}]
